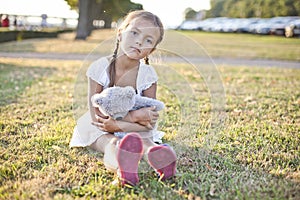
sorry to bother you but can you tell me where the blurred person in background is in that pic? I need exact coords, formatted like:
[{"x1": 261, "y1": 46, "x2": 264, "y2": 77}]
[{"x1": 1, "y1": 14, "x2": 9, "y2": 27}]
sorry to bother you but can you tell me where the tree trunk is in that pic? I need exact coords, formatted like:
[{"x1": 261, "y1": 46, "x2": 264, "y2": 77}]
[
  {"x1": 75, "y1": 0, "x2": 92, "y2": 40},
  {"x1": 88, "y1": 0, "x2": 103, "y2": 35},
  {"x1": 102, "y1": 15, "x2": 111, "y2": 28},
  {"x1": 76, "y1": 0, "x2": 103, "y2": 39}
]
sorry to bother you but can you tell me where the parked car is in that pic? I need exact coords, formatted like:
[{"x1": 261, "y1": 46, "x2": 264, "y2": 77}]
[
  {"x1": 285, "y1": 19, "x2": 300, "y2": 37},
  {"x1": 177, "y1": 20, "x2": 201, "y2": 30},
  {"x1": 234, "y1": 18, "x2": 260, "y2": 33},
  {"x1": 247, "y1": 17, "x2": 297, "y2": 35},
  {"x1": 248, "y1": 18, "x2": 270, "y2": 34},
  {"x1": 202, "y1": 17, "x2": 229, "y2": 32},
  {"x1": 177, "y1": 16, "x2": 300, "y2": 38},
  {"x1": 269, "y1": 16, "x2": 300, "y2": 35},
  {"x1": 221, "y1": 18, "x2": 238, "y2": 33},
  {"x1": 197, "y1": 18, "x2": 217, "y2": 31}
]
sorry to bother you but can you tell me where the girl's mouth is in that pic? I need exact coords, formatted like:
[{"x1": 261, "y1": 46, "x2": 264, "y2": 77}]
[{"x1": 131, "y1": 47, "x2": 141, "y2": 53}]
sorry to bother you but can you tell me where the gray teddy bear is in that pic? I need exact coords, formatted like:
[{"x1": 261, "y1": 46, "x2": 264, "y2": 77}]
[{"x1": 91, "y1": 86, "x2": 165, "y2": 120}]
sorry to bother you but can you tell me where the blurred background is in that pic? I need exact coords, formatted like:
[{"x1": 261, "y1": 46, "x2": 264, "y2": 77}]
[{"x1": 0, "y1": 0, "x2": 299, "y2": 40}]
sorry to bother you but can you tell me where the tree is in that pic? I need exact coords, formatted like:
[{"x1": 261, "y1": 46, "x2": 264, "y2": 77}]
[
  {"x1": 65, "y1": 0, "x2": 142, "y2": 40},
  {"x1": 207, "y1": 0, "x2": 225, "y2": 17},
  {"x1": 75, "y1": 0, "x2": 101, "y2": 40},
  {"x1": 207, "y1": 0, "x2": 300, "y2": 18},
  {"x1": 64, "y1": 0, "x2": 78, "y2": 10},
  {"x1": 184, "y1": 8, "x2": 198, "y2": 20},
  {"x1": 100, "y1": 0, "x2": 143, "y2": 28}
]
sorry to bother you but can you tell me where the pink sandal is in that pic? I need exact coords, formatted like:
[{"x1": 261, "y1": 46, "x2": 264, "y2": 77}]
[
  {"x1": 148, "y1": 145, "x2": 177, "y2": 180},
  {"x1": 117, "y1": 132, "x2": 143, "y2": 186}
]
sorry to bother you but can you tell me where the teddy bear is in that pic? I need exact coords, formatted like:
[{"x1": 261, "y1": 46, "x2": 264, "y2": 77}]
[{"x1": 91, "y1": 86, "x2": 165, "y2": 120}]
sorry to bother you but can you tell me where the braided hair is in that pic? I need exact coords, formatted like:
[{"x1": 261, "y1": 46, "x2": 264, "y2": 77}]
[{"x1": 108, "y1": 39, "x2": 119, "y2": 87}]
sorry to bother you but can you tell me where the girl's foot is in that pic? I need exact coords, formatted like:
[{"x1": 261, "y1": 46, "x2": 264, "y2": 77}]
[
  {"x1": 117, "y1": 132, "x2": 143, "y2": 186},
  {"x1": 147, "y1": 145, "x2": 177, "y2": 180}
]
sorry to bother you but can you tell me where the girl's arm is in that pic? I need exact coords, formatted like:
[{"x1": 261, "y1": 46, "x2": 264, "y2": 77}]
[
  {"x1": 123, "y1": 83, "x2": 159, "y2": 127},
  {"x1": 88, "y1": 78, "x2": 104, "y2": 122},
  {"x1": 143, "y1": 82, "x2": 157, "y2": 99},
  {"x1": 92, "y1": 116, "x2": 152, "y2": 133}
]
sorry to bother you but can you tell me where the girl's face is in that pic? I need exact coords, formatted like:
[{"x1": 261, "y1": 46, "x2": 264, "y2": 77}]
[{"x1": 119, "y1": 18, "x2": 161, "y2": 61}]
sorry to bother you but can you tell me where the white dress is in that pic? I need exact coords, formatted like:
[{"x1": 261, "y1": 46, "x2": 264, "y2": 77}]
[{"x1": 70, "y1": 57, "x2": 164, "y2": 147}]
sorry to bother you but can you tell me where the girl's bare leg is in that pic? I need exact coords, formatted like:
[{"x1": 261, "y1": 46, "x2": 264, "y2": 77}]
[
  {"x1": 142, "y1": 137, "x2": 158, "y2": 153},
  {"x1": 90, "y1": 134, "x2": 119, "y2": 172},
  {"x1": 137, "y1": 131, "x2": 158, "y2": 153},
  {"x1": 90, "y1": 133, "x2": 144, "y2": 186}
]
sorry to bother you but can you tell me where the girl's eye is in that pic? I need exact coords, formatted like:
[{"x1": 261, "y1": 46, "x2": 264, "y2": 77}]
[
  {"x1": 131, "y1": 31, "x2": 138, "y2": 35},
  {"x1": 146, "y1": 39, "x2": 153, "y2": 44}
]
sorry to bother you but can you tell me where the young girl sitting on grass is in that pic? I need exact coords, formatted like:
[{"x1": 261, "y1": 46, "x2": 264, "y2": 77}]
[{"x1": 70, "y1": 10, "x2": 177, "y2": 186}]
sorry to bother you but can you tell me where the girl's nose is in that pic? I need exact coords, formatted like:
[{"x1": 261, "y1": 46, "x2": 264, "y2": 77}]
[
  {"x1": 136, "y1": 40, "x2": 142, "y2": 45},
  {"x1": 135, "y1": 36, "x2": 142, "y2": 45}
]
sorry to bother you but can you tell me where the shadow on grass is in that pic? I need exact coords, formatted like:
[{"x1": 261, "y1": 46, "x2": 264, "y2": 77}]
[
  {"x1": 0, "y1": 62, "x2": 55, "y2": 106},
  {"x1": 133, "y1": 141, "x2": 298, "y2": 199},
  {"x1": 0, "y1": 39, "x2": 38, "y2": 52}
]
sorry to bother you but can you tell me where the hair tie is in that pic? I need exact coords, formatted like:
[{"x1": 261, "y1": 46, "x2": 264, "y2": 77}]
[{"x1": 144, "y1": 56, "x2": 149, "y2": 65}]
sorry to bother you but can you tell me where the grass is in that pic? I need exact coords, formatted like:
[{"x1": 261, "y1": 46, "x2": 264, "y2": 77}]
[
  {"x1": 0, "y1": 29, "x2": 299, "y2": 61},
  {"x1": 0, "y1": 30, "x2": 299, "y2": 199},
  {"x1": 178, "y1": 31, "x2": 300, "y2": 61},
  {"x1": 0, "y1": 29, "x2": 114, "y2": 54}
]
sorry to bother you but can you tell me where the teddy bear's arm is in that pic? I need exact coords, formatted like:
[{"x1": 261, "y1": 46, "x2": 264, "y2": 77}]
[{"x1": 133, "y1": 96, "x2": 165, "y2": 111}]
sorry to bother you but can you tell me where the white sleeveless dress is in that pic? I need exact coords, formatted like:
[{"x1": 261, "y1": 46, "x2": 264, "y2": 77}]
[{"x1": 69, "y1": 57, "x2": 164, "y2": 147}]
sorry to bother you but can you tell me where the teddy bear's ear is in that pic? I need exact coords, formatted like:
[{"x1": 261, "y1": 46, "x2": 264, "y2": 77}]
[
  {"x1": 91, "y1": 94, "x2": 104, "y2": 108},
  {"x1": 91, "y1": 94, "x2": 100, "y2": 107},
  {"x1": 97, "y1": 97, "x2": 103, "y2": 104}
]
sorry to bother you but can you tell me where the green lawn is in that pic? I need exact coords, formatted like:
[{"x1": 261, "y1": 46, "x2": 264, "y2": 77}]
[
  {"x1": 0, "y1": 30, "x2": 299, "y2": 199},
  {"x1": 0, "y1": 29, "x2": 299, "y2": 61},
  {"x1": 179, "y1": 31, "x2": 300, "y2": 61}
]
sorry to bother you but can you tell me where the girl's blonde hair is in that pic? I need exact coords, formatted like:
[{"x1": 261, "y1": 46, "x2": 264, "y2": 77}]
[{"x1": 109, "y1": 10, "x2": 164, "y2": 87}]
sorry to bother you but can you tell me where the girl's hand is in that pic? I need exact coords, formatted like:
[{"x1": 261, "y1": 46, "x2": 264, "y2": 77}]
[
  {"x1": 92, "y1": 115, "x2": 119, "y2": 133},
  {"x1": 130, "y1": 106, "x2": 159, "y2": 129}
]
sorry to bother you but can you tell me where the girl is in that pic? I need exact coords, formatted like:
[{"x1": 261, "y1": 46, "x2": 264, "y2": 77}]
[{"x1": 70, "y1": 10, "x2": 176, "y2": 186}]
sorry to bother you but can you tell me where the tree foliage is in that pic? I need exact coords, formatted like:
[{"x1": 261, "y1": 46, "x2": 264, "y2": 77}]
[
  {"x1": 102, "y1": 0, "x2": 142, "y2": 21},
  {"x1": 64, "y1": 0, "x2": 78, "y2": 10},
  {"x1": 184, "y1": 8, "x2": 198, "y2": 20},
  {"x1": 101, "y1": 0, "x2": 142, "y2": 28},
  {"x1": 64, "y1": 0, "x2": 142, "y2": 20},
  {"x1": 66, "y1": 0, "x2": 142, "y2": 40},
  {"x1": 207, "y1": 0, "x2": 300, "y2": 18}
]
